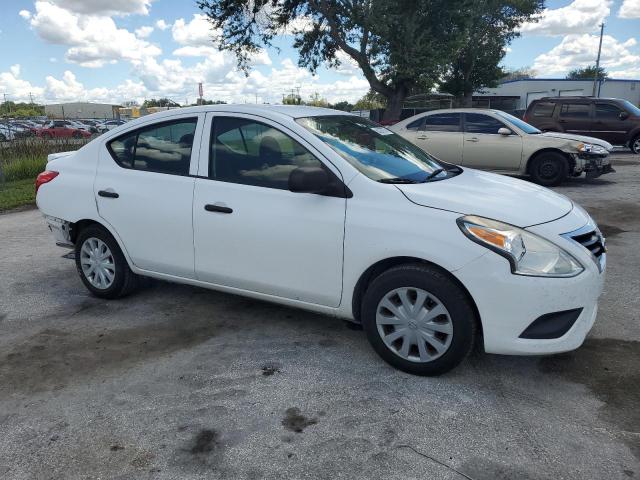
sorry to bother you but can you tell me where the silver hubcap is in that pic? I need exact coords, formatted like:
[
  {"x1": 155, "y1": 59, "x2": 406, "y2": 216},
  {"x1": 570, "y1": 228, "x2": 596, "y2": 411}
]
[
  {"x1": 376, "y1": 287, "x2": 453, "y2": 363},
  {"x1": 634, "y1": 138, "x2": 640, "y2": 153},
  {"x1": 80, "y1": 237, "x2": 115, "y2": 289}
]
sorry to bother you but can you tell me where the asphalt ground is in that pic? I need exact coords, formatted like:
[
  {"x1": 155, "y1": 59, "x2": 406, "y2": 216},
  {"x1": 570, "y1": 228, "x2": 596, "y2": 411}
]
[{"x1": 0, "y1": 153, "x2": 638, "y2": 479}]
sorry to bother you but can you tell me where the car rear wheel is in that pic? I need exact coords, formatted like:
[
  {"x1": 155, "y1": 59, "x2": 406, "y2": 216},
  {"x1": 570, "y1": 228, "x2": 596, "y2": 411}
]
[
  {"x1": 631, "y1": 135, "x2": 640, "y2": 154},
  {"x1": 529, "y1": 152, "x2": 569, "y2": 186},
  {"x1": 72, "y1": 131, "x2": 82, "y2": 139},
  {"x1": 75, "y1": 225, "x2": 139, "y2": 299},
  {"x1": 361, "y1": 264, "x2": 476, "y2": 376}
]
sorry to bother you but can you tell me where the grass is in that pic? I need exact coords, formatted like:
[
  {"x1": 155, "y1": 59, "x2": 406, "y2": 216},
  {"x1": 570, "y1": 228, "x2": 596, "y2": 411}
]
[{"x1": 0, "y1": 178, "x2": 36, "y2": 212}]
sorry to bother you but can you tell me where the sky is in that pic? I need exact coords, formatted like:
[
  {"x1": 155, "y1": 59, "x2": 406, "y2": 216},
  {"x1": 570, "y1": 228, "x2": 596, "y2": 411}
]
[{"x1": 0, "y1": 0, "x2": 639, "y2": 106}]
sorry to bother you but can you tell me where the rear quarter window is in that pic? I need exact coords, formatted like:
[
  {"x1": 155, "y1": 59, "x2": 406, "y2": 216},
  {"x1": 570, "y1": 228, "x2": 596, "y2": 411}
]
[{"x1": 532, "y1": 102, "x2": 556, "y2": 117}]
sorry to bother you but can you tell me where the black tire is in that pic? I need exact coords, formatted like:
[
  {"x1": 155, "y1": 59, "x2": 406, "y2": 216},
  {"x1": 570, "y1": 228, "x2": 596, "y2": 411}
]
[
  {"x1": 631, "y1": 135, "x2": 640, "y2": 154},
  {"x1": 361, "y1": 264, "x2": 477, "y2": 376},
  {"x1": 72, "y1": 131, "x2": 82, "y2": 139},
  {"x1": 528, "y1": 151, "x2": 569, "y2": 186},
  {"x1": 74, "y1": 224, "x2": 139, "y2": 299}
]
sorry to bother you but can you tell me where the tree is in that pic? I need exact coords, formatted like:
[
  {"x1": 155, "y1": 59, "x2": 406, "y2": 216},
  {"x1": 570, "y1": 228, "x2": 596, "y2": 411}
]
[
  {"x1": 191, "y1": 99, "x2": 227, "y2": 106},
  {"x1": 501, "y1": 67, "x2": 536, "y2": 82},
  {"x1": 439, "y1": 0, "x2": 543, "y2": 106},
  {"x1": 142, "y1": 98, "x2": 180, "y2": 108},
  {"x1": 352, "y1": 90, "x2": 386, "y2": 110},
  {"x1": 331, "y1": 100, "x2": 353, "y2": 111},
  {"x1": 0, "y1": 101, "x2": 45, "y2": 118},
  {"x1": 566, "y1": 65, "x2": 608, "y2": 80},
  {"x1": 307, "y1": 92, "x2": 329, "y2": 107},
  {"x1": 198, "y1": 0, "x2": 476, "y2": 122}
]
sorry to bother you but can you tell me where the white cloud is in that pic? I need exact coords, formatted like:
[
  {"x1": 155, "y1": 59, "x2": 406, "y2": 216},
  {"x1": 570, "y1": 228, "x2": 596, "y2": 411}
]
[
  {"x1": 520, "y1": 0, "x2": 611, "y2": 36},
  {"x1": 532, "y1": 34, "x2": 640, "y2": 76},
  {"x1": 332, "y1": 50, "x2": 360, "y2": 76},
  {"x1": 0, "y1": 64, "x2": 44, "y2": 102},
  {"x1": 155, "y1": 19, "x2": 170, "y2": 30},
  {"x1": 619, "y1": 0, "x2": 640, "y2": 18},
  {"x1": 26, "y1": 1, "x2": 161, "y2": 67},
  {"x1": 19, "y1": 9, "x2": 32, "y2": 19},
  {"x1": 46, "y1": 0, "x2": 153, "y2": 16},
  {"x1": 172, "y1": 14, "x2": 217, "y2": 47},
  {"x1": 135, "y1": 26, "x2": 154, "y2": 38}
]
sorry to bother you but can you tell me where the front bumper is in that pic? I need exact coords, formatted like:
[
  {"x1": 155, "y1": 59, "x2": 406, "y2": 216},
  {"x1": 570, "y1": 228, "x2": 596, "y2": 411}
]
[
  {"x1": 453, "y1": 210, "x2": 605, "y2": 355},
  {"x1": 572, "y1": 153, "x2": 615, "y2": 178}
]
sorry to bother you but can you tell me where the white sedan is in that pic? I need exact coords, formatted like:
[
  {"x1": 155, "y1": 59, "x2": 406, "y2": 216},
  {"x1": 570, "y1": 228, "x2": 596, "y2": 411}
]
[{"x1": 36, "y1": 105, "x2": 605, "y2": 375}]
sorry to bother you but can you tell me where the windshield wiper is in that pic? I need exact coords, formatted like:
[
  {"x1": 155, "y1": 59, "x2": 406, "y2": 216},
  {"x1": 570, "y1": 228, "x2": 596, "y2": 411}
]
[
  {"x1": 421, "y1": 168, "x2": 445, "y2": 182},
  {"x1": 378, "y1": 177, "x2": 419, "y2": 184}
]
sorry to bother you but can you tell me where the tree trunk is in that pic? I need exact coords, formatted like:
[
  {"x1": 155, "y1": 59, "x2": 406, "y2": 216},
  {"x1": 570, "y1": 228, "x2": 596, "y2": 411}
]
[
  {"x1": 381, "y1": 89, "x2": 407, "y2": 123},
  {"x1": 461, "y1": 90, "x2": 473, "y2": 107}
]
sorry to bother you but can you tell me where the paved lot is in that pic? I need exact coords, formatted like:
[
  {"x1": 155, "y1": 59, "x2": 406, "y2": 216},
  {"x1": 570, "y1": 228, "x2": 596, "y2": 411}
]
[{"x1": 0, "y1": 154, "x2": 638, "y2": 480}]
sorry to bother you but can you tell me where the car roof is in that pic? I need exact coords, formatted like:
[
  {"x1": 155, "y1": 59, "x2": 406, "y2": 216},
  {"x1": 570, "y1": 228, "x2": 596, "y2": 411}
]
[
  {"x1": 533, "y1": 97, "x2": 624, "y2": 102},
  {"x1": 134, "y1": 104, "x2": 352, "y2": 123}
]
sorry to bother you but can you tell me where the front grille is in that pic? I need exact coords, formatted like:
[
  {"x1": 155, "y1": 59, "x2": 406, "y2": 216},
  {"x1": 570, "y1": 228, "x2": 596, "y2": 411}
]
[{"x1": 571, "y1": 229, "x2": 605, "y2": 258}]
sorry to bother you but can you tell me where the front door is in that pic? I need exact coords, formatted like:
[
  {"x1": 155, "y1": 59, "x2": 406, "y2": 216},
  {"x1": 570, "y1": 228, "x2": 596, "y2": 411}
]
[
  {"x1": 462, "y1": 113, "x2": 523, "y2": 171},
  {"x1": 95, "y1": 114, "x2": 204, "y2": 278},
  {"x1": 193, "y1": 114, "x2": 346, "y2": 307},
  {"x1": 593, "y1": 102, "x2": 634, "y2": 144}
]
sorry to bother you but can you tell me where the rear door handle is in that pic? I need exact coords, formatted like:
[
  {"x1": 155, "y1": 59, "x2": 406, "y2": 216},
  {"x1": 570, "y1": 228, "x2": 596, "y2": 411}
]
[
  {"x1": 205, "y1": 204, "x2": 233, "y2": 214},
  {"x1": 466, "y1": 137, "x2": 479, "y2": 142},
  {"x1": 98, "y1": 190, "x2": 119, "y2": 198}
]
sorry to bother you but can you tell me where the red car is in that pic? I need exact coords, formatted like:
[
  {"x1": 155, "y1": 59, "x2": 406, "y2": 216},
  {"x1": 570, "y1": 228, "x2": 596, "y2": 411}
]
[{"x1": 36, "y1": 120, "x2": 92, "y2": 139}]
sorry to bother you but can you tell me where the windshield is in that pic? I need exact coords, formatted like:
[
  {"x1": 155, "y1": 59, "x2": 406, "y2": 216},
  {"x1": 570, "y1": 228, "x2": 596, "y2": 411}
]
[
  {"x1": 621, "y1": 100, "x2": 640, "y2": 116},
  {"x1": 495, "y1": 111, "x2": 541, "y2": 134},
  {"x1": 296, "y1": 115, "x2": 452, "y2": 182}
]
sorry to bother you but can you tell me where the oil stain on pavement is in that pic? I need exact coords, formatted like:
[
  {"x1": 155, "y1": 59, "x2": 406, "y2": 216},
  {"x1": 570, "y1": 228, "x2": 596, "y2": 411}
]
[{"x1": 282, "y1": 407, "x2": 318, "y2": 433}]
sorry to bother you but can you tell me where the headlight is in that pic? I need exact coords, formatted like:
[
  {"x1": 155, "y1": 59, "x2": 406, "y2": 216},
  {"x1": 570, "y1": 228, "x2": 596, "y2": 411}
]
[
  {"x1": 457, "y1": 216, "x2": 584, "y2": 277},
  {"x1": 577, "y1": 143, "x2": 608, "y2": 155}
]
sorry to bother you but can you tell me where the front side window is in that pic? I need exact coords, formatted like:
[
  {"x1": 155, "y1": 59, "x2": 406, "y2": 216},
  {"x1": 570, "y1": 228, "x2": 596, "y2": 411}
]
[
  {"x1": 423, "y1": 113, "x2": 462, "y2": 132},
  {"x1": 107, "y1": 118, "x2": 197, "y2": 175},
  {"x1": 595, "y1": 103, "x2": 623, "y2": 119},
  {"x1": 405, "y1": 118, "x2": 425, "y2": 130},
  {"x1": 495, "y1": 111, "x2": 540, "y2": 134},
  {"x1": 464, "y1": 113, "x2": 506, "y2": 134},
  {"x1": 210, "y1": 117, "x2": 323, "y2": 190},
  {"x1": 296, "y1": 115, "x2": 450, "y2": 183},
  {"x1": 559, "y1": 103, "x2": 590, "y2": 118}
]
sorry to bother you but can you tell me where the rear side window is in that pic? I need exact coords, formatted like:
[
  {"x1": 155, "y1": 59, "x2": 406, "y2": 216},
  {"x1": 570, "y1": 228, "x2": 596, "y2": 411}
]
[
  {"x1": 210, "y1": 117, "x2": 322, "y2": 190},
  {"x1": 532, "y1": 102, "x2": 556, "y2": 117},
  {"x1": 595, "y1": 103, "x2": 624, "y2": 119},
  {"x1": 405, "y1": 118, "x2": 425, "y2": 130},
  {"x1": 559, "y1": 103, "x2": 590, "y2": 118},
  {"x1": 107, "y1": 118, "x2": 197, "y2": 175},
  {"x1": 424, "y1": 113, "x2": 462, "y2": 132},
  {"x1": 464, "y1": 113, "x2": 506, "y2": 134}
]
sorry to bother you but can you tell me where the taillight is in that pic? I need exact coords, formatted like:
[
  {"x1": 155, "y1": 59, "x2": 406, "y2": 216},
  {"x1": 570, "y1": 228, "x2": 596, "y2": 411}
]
[{"x1": 35, "y1": 170, "x2": 59, "y2": 194}]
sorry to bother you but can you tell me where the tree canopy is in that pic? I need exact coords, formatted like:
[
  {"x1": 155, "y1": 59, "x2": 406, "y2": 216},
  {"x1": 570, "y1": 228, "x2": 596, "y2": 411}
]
[
  {"x1": 142, "y1": 98, "x2": 181, "y2": 108},
  {"x1": 566, "y1": 65, "x2": 608, "y2": 80},
  {"x1": 439, "y1": 0, "x2": 543, "y2": 105}
]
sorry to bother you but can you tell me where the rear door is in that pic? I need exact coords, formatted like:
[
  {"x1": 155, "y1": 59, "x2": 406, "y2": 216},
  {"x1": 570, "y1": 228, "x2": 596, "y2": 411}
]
[
  {"x1": 557, "y1": 102, "x2": 593, "y2": 135},
  {"x1": 413, "y1": 112, "x2": 463, "y2": 163},
  {"x1": 192, "y1": 113, "x2": 346, "y2": 307},
  {"x1": 593, "y1": 102, "x2": 632, "y2": 144},
  {"x1": 462, "y1": 112, "x2": 523, "y2": 171},
  {"x1": 95, "y1": 113, "x2": 204, "y2": 278}
]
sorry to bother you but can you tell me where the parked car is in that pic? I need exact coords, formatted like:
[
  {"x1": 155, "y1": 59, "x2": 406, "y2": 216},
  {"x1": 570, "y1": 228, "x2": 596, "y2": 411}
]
[
  {"x1": 0, "y1": 124, "x2": 16, "y2": 142},
  {"x1": 524, "y1": 96, "x2": 640, "y2": 153},
  {"x1": 36, "y1": 105, "x2": 606, "y2": 376},
  {"x1": 36, "y1": 120, "x2": 92, "y2": 139},
  {"x1": 97, "y1": 119, "x2": 126, "y2": 133},
  {"x1": 390, "y1": 108, "x2": 613, "y2": 186}
]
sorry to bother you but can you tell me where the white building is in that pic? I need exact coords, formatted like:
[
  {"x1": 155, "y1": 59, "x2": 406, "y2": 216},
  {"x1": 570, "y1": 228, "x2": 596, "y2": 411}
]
[
  {"x1": 45, "y1": 102, "x2": 121, "y2": 120},
  {"x1": 480, "y1": 78, "x2": 640, "y2": 110}
]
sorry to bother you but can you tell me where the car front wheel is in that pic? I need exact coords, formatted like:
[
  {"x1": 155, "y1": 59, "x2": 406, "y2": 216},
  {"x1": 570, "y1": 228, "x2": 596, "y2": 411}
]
[
  {"x1": 361, "y1": 264, "x2": 477, "y2": 376},
  {"x1": 75, "y1": 225, "x2": 138, "y2": 299},
  {"x1": 631, "y1": 135, "x2": 640, "y2": 154},
  {"x1": 529, "y1": 152, "x2": 569, "y2": 186}
]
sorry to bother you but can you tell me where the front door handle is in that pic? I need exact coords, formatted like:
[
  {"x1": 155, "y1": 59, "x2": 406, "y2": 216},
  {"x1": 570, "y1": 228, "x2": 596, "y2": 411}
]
[
  {"x1": 205, "y1": 204, "x2": 233, "y2": 214},
  {"x1": 416, "y1": 135, "x2": 428, "y2": 140},
  {"x1": 98, "y1": 190, "x2": 119, "y2": 198},
  {"x1": 466, "y1": 137, "x2": 479, "y2": 142}
]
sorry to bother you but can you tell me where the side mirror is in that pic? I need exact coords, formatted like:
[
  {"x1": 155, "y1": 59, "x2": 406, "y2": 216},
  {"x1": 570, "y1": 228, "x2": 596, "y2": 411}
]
[
  {"x1": 619, "y1": 111, "x2": 629, "y2": 120},
  {"x1": 498, "y1": 127, "x2": 512, "y2": 136},
  {"x1": 289, "y1": 166, "x2": 329, "y2": 194}
]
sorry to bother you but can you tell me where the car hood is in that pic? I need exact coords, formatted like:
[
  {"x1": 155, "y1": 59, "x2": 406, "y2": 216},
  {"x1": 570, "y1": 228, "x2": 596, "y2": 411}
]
[
  {"x1": 539, "y1": 132, "x2": 613, "y2": 151},
  {"x1": 396, "y1": 168, "x2": 573, "y2": 227}
]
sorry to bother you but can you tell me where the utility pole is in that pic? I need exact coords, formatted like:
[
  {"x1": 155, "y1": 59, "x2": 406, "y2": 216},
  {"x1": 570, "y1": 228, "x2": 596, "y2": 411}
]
[
  {"x1": 29, "y1": 92, "x2": 34, "y2": 104},
  {"x1": 592, "y1": 22, "x2": 604, "y2": 97}
]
